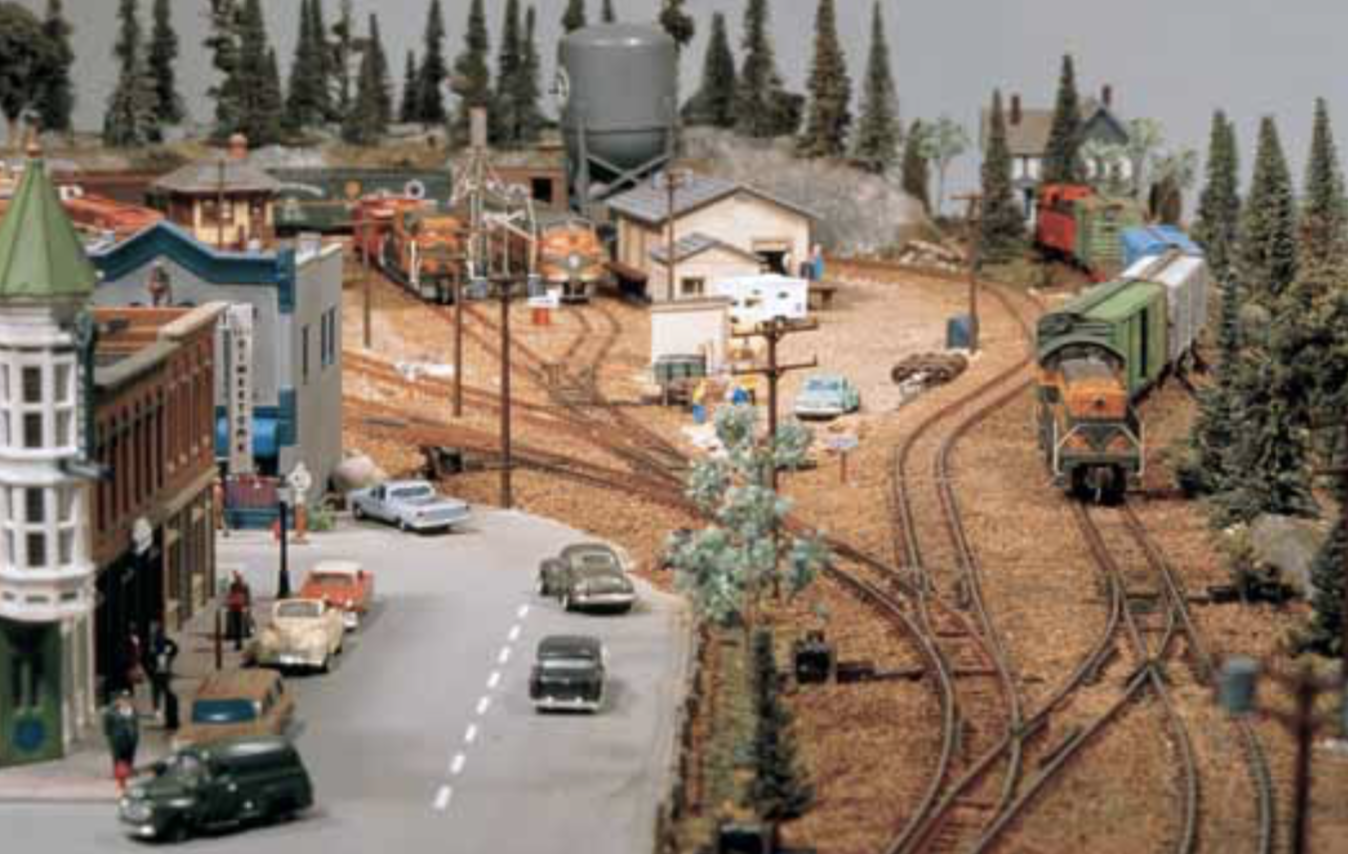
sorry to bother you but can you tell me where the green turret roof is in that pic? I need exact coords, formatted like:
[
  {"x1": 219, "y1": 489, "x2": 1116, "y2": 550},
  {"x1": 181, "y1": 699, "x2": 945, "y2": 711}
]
[{"x1": 0, "y1": 151, "x2": 97, "y2": 304}]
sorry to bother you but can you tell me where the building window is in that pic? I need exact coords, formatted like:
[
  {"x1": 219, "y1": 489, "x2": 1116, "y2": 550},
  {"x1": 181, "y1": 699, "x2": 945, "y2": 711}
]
[
  {"x1": 58, "y1": 531, "x2": 73, "y2": 565},
  {"x1": 21, "y1": 366, "x2": 41, "y2": 404},
  {"x1": 302, "y1": 325, "x2": 311, "y2": 384},
  {"x1": 24, "y1": 489, "x2": 43, "y2": 524},
  {"x1": 23, "y1": 413, "x2": 42, "y2": 449},
  {"x1": 26, "y1": 532, "x2": 45, "y2": 568},
  {"x1": 680, "y1": 277, "x2": 706, "y2": 298}
]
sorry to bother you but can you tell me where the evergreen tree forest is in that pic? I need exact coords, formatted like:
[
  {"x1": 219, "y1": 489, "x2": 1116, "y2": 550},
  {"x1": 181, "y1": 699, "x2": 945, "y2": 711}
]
[{"x1": 102, "y1": 0, "x2": 158, "y2": 147}]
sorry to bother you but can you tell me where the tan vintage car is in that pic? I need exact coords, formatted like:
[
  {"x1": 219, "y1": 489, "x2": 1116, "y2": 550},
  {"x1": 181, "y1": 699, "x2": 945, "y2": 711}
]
[
  {"x1": 171, "y1": 669, "x2": 295, "y2": 751},
  {"x1": 251, "y1": 598, "x2": 346, "y2": 673}
]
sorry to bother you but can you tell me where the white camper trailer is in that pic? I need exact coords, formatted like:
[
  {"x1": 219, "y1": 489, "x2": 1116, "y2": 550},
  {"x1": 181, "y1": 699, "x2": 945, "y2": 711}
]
[{"x1": 709, "y1": 274, "x2": 809, "y2": 331}]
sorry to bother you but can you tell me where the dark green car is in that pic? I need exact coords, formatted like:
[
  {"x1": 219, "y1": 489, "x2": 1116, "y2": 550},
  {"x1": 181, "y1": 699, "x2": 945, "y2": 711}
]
[{"x1": 118, "y1": 736, "x2": 313, "y2": 842}]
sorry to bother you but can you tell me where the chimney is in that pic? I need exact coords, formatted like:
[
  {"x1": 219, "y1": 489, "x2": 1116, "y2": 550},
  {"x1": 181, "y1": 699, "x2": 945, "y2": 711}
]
[
  {"x1": 1010, "y1": 94, "x2": 1022, "y2": 126},
  {"x1": 1101, "y1": 84, "x2": 1114, "y2": 109},
  {"x1": 228, "y1": 133, "x2": 248, "y2": 161}
]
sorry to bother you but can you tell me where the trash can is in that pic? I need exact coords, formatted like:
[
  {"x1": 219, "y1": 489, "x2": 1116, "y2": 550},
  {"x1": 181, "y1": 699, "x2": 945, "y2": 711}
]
[
  {"x1": 691, "y1": 404, "x2": 707, "y2": 424},
  {"x1": 946, "y1": 314, "x2": 973, "y2": 350}
]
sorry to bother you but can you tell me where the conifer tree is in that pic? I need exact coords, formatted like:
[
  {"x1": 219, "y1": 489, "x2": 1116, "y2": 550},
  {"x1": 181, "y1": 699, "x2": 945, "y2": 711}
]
[
  {"x1": 103, "y1": 0, "x2": 159, "y2": 147},
  {"x1": 797, "y1": 0, "x2": 851, "y2": 159},
  {"x1": 234, "y1": 0, "x2": 280, "y2": 146},
  {"x1": 562, "y1": 0, "x2": 586, "y2": 33},
  {"x1": 978, "y1": 90, "x2": 1025, "y2": 262},
  {"x1": 262, "y1": 47, "x2": 284, "y2": 132},
  {"x1": 515, "y1": 6, "x2": 544, "y2": 144},
  {"x1": 1041, "y1": 54, "x2": 1083, "y2": 184},
  {"x1": 286, "y1": 0, "x2": 322, "y2": 131},
  {"x1": 901, "y1": 120, "x2": 931, "y2": 213},
  {"x1": 205, "y1": 0, "x2": 243, "y2": 138},
  {"x1": 367, "y1": 14, "x2": 393, "y2": 127},
  {"x1": 493, "y1": 0, "x2": 523, "y2": 145},
  {"x1": 309, "y1": 0, "x2": 335, "y2": 121},
  {"x1": 450, "y1": 0, "x2": 492, "y2": 146},
  {"x1": 147, "y1": 0, "x2": 182, "y2": 127},
  {"x1": 1193, "y1": 110, "x2": 1242, "y2": 283},
  {"x1": 417, "y1": 0, "x2": 448, "y2": 126},
  {"x1": 400, "y1": 50, "x2": 419, "y2": 124},
  {"x1": 1240, "y1": 116, "x2": 1299, "y2": 306},
  {"x1": 659, "y1": 0, "x2": 695, "y2": 51},
  {"x1": 36, "y1": 0, "x2": 76, "y2": 133},
  {"x1": 602, "y1": 0, "x2": 616, "y2": 24},
  {"x1": 1304, "y1": 478, "x2": 1347, "y2": 657},
  {"x1": 330, "y1": 0, "x2": 357, "y2": 120},
  {"x1": 0, "y1": 3, "x2": 53, "y2": 147},
  {"x1": 342, "y1": 15, "x2": 386, "y2": 146},
  {"x1": 852, "y1": 1, "x2": 899, "y2": 173},
  {"x1": 736, "y1": 0, "x2": 797, "y2": 139},
  {"x1": 683, "y1": 12, "x2": 736, "y2": 129},
  {"x1": 750, "y1": 629, "x2": 813, "y2": 820},
  {"x1": 1298, "y1": 98, "x2": 1348, "y2": 276}
]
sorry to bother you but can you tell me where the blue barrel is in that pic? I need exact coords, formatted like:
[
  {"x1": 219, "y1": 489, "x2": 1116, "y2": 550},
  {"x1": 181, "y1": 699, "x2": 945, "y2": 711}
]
[
  {"x1": 691, "y1": 404, "x2": 707, "y2": 424},
  {"x1": 946, "y1": 315, "x2": 973, "y2": 350}
]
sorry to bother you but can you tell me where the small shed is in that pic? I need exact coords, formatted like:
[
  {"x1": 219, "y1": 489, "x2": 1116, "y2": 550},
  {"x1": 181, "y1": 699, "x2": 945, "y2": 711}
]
[
  {"x1": 647, "y1": 233, "x2": 763, "y2": 303},
  {"x1": 650, "y1": 296, "x2": 732, "y2": 375}
]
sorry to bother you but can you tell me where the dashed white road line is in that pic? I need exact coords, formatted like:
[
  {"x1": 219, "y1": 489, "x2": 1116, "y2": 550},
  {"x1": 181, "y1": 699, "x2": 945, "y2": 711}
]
[
  {"x1": 450, "y1": 752, "x2": 467, "y2": 776},
  {"x1": 517, "y1": 604, "x2": 530, "y2": 618},
  {"x1": 498, "y1": 647, "x2": 511, "y2": 665},
  {"x1": 434, "y1": 785, "x2": 453, "y2": 811},
  {"x1": 464, "y1": 723, "x2": 478, "y2": 745},
  {"x1": 476, "y1": 695, "x2": 492, "y2": 716},
  {"x1": 508, "y1": 624, "x2": 522, "y2": 642},
  {"x1": 487, "y1": 670, "x2": 502, "y2": 690}
]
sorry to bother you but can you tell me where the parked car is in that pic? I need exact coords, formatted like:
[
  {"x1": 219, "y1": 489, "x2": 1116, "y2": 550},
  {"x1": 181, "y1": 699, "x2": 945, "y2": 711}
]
[
  {"x1": 349, "y1": 480, "x2": 471, "y2": 533},
  {"x1": 529, "y1": 635, "x2": 607, "y2": 713},
  {"x1": 250, "y1": 599, "x2": 345, "y2": 673},
  {"x1": 171, "y1": 670, "x2": 295, "y2": 752},
  {"x1": 793, "y1": 373, "x2": 861, "y2": 419},
  {"x1": 298, "y1": 560, "x2": 375, "y2": 631},
  {"x1": 537, "y1": 543, "x2": 637, "y2": 613},
  {"x1": 118, "y1": 736, "x2": 313, "y2": 842}
]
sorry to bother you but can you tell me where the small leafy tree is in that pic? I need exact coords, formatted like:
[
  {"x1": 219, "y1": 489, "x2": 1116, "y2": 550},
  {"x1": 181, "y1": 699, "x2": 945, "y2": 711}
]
[
  {"x1": 668, "y1": 405, "x2": 830, "y2": 630},
  {"x1": 0, "y1": 3, "x2": 56, "y2": 146},
  {"x1": 901, "y1": 120, "x2": 932, "y2": 214},
  {"x1": 1148, "y1": 147, "x2": 1198, "y2": 224},
  {"x1": 920, "y1": 116, "x2": 969, "y2": 216},
  {"x1": 1124, "y1": 117, "x2": 1164, "y2": 198}
]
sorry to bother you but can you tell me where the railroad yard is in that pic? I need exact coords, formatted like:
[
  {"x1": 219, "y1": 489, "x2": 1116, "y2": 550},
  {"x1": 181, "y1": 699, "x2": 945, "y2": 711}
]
[{"x1": 338, "y1": 254, "x2": 1347, "y2": 854}]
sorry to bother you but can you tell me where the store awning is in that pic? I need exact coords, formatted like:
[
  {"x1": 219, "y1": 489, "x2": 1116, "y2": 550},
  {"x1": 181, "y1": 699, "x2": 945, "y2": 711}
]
[{"x1": 215, "y1": 416, "x2": 280, "y2": 460}]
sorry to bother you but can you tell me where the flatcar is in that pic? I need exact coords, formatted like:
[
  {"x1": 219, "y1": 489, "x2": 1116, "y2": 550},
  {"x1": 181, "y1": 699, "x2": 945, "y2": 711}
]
[
  {"x1": 1036, "y1": 184, "x2": 1145, "y2": 281},
  {"x1": 1035, "y1": 248, "x2": 1209, "y2": 502}
]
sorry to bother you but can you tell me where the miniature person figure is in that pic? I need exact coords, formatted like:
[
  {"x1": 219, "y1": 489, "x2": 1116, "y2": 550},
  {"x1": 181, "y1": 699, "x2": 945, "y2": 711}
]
[
  {"x1": 225, "y1": 572, "x2": 252, "y2": 651},
  {"x1": 124, "y1": 624, "x2": 144, "y2": 699},
  {"x1": 146, "y1": 260, "x2": 172, "y2": 306},
  {"x1": 213, "y1": 477, "x2": 229, "y2": 537},
  {"x1": 810, "y1": 244, "x2": 825, "y2": 282},
  {"x1": 102, "y1": 692, "x2": 140, "y2": 792},
  {"x1": 144, "y1": 621, "x2": 180, "y2": 726}
]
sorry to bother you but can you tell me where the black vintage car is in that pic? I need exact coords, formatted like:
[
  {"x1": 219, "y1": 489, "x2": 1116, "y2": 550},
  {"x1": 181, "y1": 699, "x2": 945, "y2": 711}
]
[
  {"x1": 118, "y1": 736, "x2": 313, "y2": 842},
  {"x1": 529, "y1": 635, "x2": 607, "y2": 713},
  {"x1": 536, "y1": 543, "x2": 637, "y2": 613}
]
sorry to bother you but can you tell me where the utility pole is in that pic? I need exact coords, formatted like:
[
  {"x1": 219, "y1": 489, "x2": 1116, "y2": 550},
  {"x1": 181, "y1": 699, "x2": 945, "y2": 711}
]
[
  {"x1": 500, "y1": 279, "x2": 514, "y2": 509},
  {"x1": 361, "y1": 207, "x2": 373, "y2": 349},
  {"x1": 954, "y1": 192, "x2": 983, "y2": 352},
  {"x1": 663, "y1": 169, "x2": 690, "y2": 302},
  {"x1": 216, "y1": 157, "x2": 226, "y2": 251},
  {"x1": 453, "y1": 273, "x2": 464, "y2": 418},
  {"x1": 732, "y1": 318, "x2": 819, "y2": 490}
]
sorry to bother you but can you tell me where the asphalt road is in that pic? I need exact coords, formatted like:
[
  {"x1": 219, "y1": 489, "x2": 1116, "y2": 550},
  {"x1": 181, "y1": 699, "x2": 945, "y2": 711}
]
[{"x1": 4, "y1": 511, "x2": 690, "y2": 853}]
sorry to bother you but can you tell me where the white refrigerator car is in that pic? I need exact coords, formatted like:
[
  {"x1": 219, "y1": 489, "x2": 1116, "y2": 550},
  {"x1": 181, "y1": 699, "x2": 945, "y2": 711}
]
[{"x1": 709, "y1": 274, "x2": 809, "y2": 330}]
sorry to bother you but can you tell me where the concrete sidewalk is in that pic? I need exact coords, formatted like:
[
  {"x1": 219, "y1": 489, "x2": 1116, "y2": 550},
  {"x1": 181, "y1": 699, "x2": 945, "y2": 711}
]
[{"x1": 0, "y1": 586, "x2": 269, "y2": 804}]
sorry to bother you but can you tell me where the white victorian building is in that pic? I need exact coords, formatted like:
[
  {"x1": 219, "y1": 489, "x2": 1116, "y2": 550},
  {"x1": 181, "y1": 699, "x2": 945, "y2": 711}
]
[{"x1": 0, "y1": 147, "x2": 98, "y2": 767}]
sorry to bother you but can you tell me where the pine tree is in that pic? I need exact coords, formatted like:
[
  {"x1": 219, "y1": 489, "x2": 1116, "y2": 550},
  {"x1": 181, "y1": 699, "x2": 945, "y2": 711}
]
[
  {"x1": 450, "y1": 0, "x2": 492, "y2": 146},
  {"x1": 233, "y1": 0, "x2": 280, "y2": 146},
  {"x1": 330, "y1": 0, "x2": 357, "y2": 120},
  {"x1": 659, "y1": 0, "x2": 695, "y2": 51},
  {"x1": 493, "y1": 0, "x2": 523, "y2": 145},
  {"x1": 342, "y1": 14, "x2": 386, "y2": 146},
  {"x1": 515, "y1": 6, "x2": 545, "y2": 144},
  {"x1": 1304, "y1": 482, "x2": 1347, "y2": 658},
  {"x1": 797, "y1": 0, "x2": 851, "y2": 159},
  {"x1": 683, "y1": 12, "x2": 736, "y2": 129},
  {"x1": 750, "y1": 629, "x2": 813, "y2": 820},
  {"x1": 400, "y1": 50, "x2": 419, "y2": 124},
  {"x1": 736, "y1": 0, "x2": 796, "y2": 139},
  {"x1": 309, "y1": 0, "x2": 335, "y2": 121},
  {"x1": 851, "y1": 1, "x2": 899, "y2": 173},
  {"x1": 1042, "y1": 54, "x2": 1083, "y2": 184},
  {"x1": 417, "y1": 0, "x2": 448, "y2": 126},
  {"x1": 205, "y1": 0, "x2": 243, "y2": 138},
  {"x1": 1193, "y1": 110, "x2": 1242, "y2": 283},
  {"x1": 286, "y1": 0, "x2": 322, "y2": 131},
  {"x1": 1240, "y1": 117, "x2": 1299, "y2": 306},
  {"x1": 146, "y1": 0, "x2": 182, "y2": 127},
  {"x1": 562, "y1": 0, "x2": 586, "y2": 33},
  {"x1": 602, "y1": 0, "x2": 616, "y2": 23},
  {"x1": 979, "y1": 90, "x2": 1026, "y2": 262},
  {"x1": 36, "y1": 0, "x2": 76, "y2": 134},
  {"x1": 262, "y1": 47, "x2": 284, "y2": 134},
  {"x1": 1299, "y1": 98, "x2": 1348, "y2": 276},
  {"x1": 902, "y1": 120, "x2": 932, "y2": 213},
  {"x1": 367, "y1": 13, "x2": 393, "y2": 127},
  {"x1": 103, "y1": 0, "x2": 159, "y2": 147}
]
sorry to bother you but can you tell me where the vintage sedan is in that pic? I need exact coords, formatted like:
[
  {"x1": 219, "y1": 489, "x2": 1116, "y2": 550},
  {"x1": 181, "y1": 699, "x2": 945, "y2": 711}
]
[
  {"x1": 298, "y1": 560, "x2": 375, "y2": 631},
  {"x1": 793, "y1": 373, "x2": 861, "y2": 419},
  {"x1": 529, "y1": 635, "x2": 607, "y2": 713},
  {"x1": 537, "y1": 543, "x2": 637, "y2": 613},
  {"x1": 349, "y1": 480, "x2": 471, "y2": 533},
  {"x1": 251, "y1": 599, "x2": 345, "y2": 673}
]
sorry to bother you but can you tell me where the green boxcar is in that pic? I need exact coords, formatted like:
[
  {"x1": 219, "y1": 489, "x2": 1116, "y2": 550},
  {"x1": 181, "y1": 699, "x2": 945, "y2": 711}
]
[
  {"x1": 269, "y1": 169, "x2": 455, "y2": 234},
  {"x1": 1037, "y1": 278, "x2": 1170, "y2": 399},
  {"x1": 1074, "y1": 196, "x2": 1144, "y2": 279},
  {"x1": 0, "y1": 620, "x2": 64, "y2": 767}
]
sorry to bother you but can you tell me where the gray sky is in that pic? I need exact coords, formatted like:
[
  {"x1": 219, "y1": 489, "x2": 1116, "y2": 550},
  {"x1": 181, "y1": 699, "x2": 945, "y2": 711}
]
[{"x1": 18, "y1": 1, "x2": 1348, "y2": 201}]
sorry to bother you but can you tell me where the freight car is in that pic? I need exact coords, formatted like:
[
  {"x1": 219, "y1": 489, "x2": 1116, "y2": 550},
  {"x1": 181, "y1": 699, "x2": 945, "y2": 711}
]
[
  {"x1": 1035, "y1": 184, "x2": 1145, "y2": 281},
  {"x1": 1035, "y1": 249, "x2": 1209, "y2": 502},
  {"x1": 271, "y1": 168, "x2": 454, "y2": 235}
]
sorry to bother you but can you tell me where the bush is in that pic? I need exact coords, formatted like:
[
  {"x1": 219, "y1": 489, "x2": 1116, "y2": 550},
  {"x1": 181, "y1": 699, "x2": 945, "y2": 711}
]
[{"x1": 308, "y1": 502, "x2": 338, "y2": 533}]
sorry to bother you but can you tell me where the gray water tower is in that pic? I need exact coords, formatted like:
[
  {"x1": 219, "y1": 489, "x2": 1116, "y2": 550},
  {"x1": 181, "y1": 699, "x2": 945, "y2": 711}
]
[{"x1": 557, "y1": 24, "x2": 676, "y2": 214}]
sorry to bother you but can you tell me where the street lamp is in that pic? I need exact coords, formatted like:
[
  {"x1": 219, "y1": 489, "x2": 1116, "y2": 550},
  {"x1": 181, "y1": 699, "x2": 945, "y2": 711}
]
[
  {"x1": 276, "y1": 484, "x2": 293, "y2": 599},
  {"x1": 1218, "y1": 655, "x2": 1347, "y2": 854}
]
